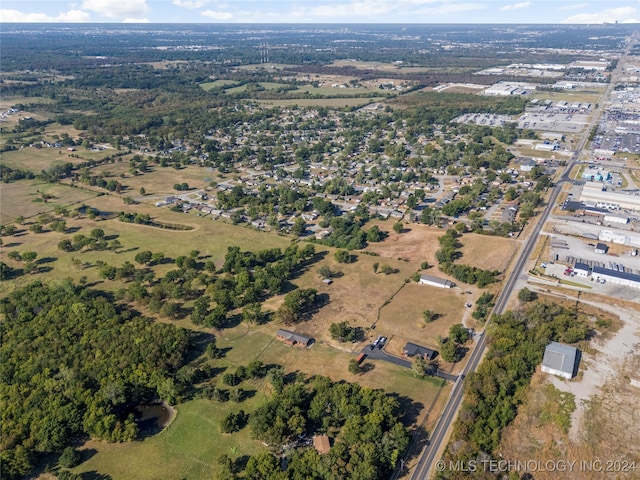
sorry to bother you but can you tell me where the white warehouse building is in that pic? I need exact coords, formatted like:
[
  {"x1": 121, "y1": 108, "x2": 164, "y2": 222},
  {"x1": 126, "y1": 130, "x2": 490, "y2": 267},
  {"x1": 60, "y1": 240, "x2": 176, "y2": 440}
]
[
  {"x1": 599, "y1": 230, "x2": 640, "y2": 248},
  {"x1": 541, "y1": 342, "x2": 579, "y2": 379},
  {"x1": 592, "y1": 266, "x2": 640, "y2": 289},
  {"x1": 603, "y1": 214, "x2": 629, "y2": 225},
  {"x1": 580, "y1": 182, "x2": 640, "y2": 212}
]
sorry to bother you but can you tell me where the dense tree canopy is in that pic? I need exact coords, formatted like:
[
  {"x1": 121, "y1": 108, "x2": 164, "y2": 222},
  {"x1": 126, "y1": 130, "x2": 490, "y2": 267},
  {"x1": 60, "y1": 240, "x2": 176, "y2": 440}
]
[{"x1": 0, "y1": 281, "x2": 193, "y2": 479}]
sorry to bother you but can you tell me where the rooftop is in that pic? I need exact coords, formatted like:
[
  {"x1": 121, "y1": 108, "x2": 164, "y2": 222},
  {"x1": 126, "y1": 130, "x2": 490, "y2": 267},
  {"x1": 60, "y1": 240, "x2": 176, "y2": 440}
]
[{"x1": 542, "y1": 341, "x2": 578, "y2": 376}]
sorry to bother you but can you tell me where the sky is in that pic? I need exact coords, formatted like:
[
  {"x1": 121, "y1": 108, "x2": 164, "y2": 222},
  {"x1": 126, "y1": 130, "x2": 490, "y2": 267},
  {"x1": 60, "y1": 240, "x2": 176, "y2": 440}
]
[{"x1": 0, "y1": 0, "x2": 638, "y2": 24}]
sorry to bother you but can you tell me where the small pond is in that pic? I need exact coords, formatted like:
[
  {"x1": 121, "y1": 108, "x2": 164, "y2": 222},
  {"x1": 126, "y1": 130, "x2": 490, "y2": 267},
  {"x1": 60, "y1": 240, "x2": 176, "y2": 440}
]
[{"x1": 134, "y1": 402, "x2": 174, "y2": 435}]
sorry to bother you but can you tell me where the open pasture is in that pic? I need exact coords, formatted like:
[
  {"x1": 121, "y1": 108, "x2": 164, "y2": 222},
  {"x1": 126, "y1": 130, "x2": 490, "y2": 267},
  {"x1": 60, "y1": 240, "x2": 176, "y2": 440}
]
[
  {"x1": 458, "y1": 232, "x2": 518, "y2": 272},
  {"x1": 0, "y1": 180, "x2": 98, "y2": 223}
]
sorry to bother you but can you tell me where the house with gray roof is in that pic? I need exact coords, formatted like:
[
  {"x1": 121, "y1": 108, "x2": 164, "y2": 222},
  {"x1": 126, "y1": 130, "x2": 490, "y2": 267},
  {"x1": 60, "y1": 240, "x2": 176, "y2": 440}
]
[{"x1": 276, "y1": 329, "x2": 313, "y2": 347}]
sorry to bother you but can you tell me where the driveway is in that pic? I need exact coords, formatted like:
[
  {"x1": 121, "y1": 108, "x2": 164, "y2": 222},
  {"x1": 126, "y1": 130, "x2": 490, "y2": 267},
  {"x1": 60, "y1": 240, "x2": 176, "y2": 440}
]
[{"x1": 360, "y1": 346, "x2": 459, "y2": 381}]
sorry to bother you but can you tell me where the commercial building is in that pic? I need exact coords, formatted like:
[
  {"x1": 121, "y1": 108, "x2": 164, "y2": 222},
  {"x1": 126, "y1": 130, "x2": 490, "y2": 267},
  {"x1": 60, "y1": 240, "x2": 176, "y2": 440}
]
[
  {"x1": 591, "y1": 266, "x2": 640, "y2": 289},
  {"x1": 603, "y1": 214, "x2": 629, "y2": 225},
  {"x1": 595, "y1": 243, "x2": 609, "y2": 254},
  {"x1": 599, "y1": 230, "x2": 640, "y2": 247},
  {"x1": 542, "y1": 342, "x2": 579, "y2": 379},
  {"x1": 580, "y1": 182, "x2": 640, "y2": 212}
]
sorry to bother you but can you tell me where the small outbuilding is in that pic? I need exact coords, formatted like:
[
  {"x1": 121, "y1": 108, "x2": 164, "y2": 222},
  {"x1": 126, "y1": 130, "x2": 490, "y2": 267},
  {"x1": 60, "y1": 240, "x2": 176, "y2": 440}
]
[
  {"x1": 595, "y1": 243, "x2": 608, "y2": 254},
  {"x1": 313, "y1": 435, "x2": 331, "y2": 455},
  {"x1": 403, "y1": 342, "x2": 438, "y2": 360},
  {"x1": 418, "y1": 274, "x2": 454, "y2": 289},
  {"x1": 541, "y1": 341, "x2": 579, "y2": 379}
]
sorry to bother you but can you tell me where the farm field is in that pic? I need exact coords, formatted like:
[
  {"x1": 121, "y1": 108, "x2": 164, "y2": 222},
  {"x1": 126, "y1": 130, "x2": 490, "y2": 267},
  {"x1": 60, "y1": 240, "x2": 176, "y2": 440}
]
[
  {"x1": 0, "y1": 205, "x2": 291, "y2": 295},
  {"x1": 87, "y1": 162, "x2": 219, "y2": 197},
  {"x1": 224, "y1": 82, "x2": 292, "y2": 94}
]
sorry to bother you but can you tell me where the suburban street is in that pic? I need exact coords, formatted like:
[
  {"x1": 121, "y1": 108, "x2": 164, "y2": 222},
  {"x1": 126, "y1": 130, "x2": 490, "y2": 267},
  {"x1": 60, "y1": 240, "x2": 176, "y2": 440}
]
[{"x1": 406, "y1": 33, "x2": 634, "y2": 480}]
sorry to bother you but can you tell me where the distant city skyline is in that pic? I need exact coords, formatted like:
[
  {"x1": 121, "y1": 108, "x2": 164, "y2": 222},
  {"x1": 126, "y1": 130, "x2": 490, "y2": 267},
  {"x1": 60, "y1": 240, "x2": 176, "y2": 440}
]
[{"x1": 1, "y1": 1, "x2": 638, "y2": 24}]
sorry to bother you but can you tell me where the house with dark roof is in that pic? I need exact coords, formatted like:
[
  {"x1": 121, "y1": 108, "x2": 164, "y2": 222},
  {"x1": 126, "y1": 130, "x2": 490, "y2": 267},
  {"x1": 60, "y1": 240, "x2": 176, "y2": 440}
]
[
  {"x1": 595, "y1": 243, "x2": 608, "y2": 254},
  {"x1": 573, "y1": 262, "x2": 591, "y2": 277},
  {"x1": 403, "y1": 342, "x2": 437, "y2": 360},
  {"x1": 276, "y1": 329, "x2": 313, "y2": 347},
  {"x1": 592, "y1": 266, "x2": 640, "y2": 289},
  {"x1": 541, "y1": 342, "x2": 579, "y2": 379}
]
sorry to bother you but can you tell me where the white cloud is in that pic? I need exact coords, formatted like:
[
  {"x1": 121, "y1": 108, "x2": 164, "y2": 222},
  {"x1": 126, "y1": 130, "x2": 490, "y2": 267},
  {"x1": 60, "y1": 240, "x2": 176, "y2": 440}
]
[
  {"x1": 202, "y1": 9, "x2": 233, "y2": 20},
  {"x1": 81, "y1": 0, "x2": 149, "y2": 20},
  {"x1": 500, "y1": 1, "x2": 530, "y2": 11},
  {"x1": 173, "y1": 0, "x2": 210, "y2": 9},
  {"x1": 557, "y1": 3, "x2": 588, "y2": 11},
  {"x1": 288, "y1": 0, "x2": 484, "y2": 22},
  {"x1": 419, "y1": 2, "x2": 486, "y2": 15},
  {"x1": 123, "y1": 17, "x2": 150, "y2": 23},
  {"x1": 310, "y1": 1, "x2": 396, "y2": 20},
  {"x1": 0, "y1": 8, "x2": 90, "y2": 22},
  {"x1": 564, "y1": 6, "x2": 637, "y2": 23}
]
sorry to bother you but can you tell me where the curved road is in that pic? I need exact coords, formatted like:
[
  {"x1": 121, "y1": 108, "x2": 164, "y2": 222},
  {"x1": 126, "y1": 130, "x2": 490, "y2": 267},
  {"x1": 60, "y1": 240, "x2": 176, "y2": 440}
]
[{"x1": 407, "y1": 34, "x2": 635, "y2": 480}]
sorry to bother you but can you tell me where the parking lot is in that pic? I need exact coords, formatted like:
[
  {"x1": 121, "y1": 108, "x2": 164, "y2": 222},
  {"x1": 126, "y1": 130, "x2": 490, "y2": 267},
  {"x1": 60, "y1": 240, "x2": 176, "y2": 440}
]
[{"x1": 517, "y1": 111, "x2": 590, "y2": 132}]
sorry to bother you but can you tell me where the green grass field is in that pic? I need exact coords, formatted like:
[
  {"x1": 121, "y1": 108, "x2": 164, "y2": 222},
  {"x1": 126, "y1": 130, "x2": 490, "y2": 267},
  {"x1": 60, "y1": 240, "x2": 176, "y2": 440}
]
[
  {"x1": 73, "y1": 396, "x2": 267, "y2": 480},
  {"x1": 199, "y1": 79, "x2": 240, "y2": 91},
  {"x1": 224, "y1": 82, "x2": 292, "y2": 94}
]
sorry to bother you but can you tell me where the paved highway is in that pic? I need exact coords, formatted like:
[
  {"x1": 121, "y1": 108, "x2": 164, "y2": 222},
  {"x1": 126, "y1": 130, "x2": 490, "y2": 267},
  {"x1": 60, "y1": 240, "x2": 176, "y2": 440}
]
[{"x1": 407, "y1": 34, "x2": 634, "y2": 480}]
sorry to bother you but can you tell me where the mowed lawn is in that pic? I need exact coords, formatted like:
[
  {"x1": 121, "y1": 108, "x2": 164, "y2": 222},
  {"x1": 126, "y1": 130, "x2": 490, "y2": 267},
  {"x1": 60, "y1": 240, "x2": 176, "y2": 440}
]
[{"x1": 73, "y1": 396, "x2": 267, "y2": 480}]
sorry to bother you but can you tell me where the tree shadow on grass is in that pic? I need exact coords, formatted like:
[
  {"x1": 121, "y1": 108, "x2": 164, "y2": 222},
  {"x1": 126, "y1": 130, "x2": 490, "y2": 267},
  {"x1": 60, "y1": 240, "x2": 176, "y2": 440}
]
[
  {"x1": 2, "y1": 242, "x2": 21, "y2": 248},
  {"x1": 389, "y1": 392, "x2": 424, "y2": 427},
  {"x1": 37, "y1": 256, "x2": 58, "y2": 265},
  {"x1": 81, "y1": 471, "x2": 113, "y2": 480}
]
